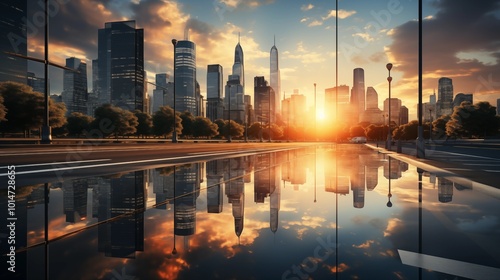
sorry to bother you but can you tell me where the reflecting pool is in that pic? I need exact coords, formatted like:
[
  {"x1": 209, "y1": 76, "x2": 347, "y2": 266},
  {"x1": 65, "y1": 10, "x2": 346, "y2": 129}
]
[{"x1": 1, "y1": 145, "x2": 499, "y2": 279}]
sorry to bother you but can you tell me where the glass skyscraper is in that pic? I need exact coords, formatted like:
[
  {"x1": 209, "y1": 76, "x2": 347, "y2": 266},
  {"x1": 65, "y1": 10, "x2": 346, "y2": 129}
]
[
  {"x1": 207, "y1": 64, "x2": 224, "y2": 121},
  {"x1": 270, "y1": 39, "x2": 281, "y2": 114},
  {"x1": 174, "y1": 40, "x2": 197, "y2": 115},
  {"x1": 96, "y1": 20, "x2": 144, "y2": 111},
  {"x1": 62, "y1": 57, "x2": 88, "y2": 116},
  {"x1": 0, "y1": 0, "x2": 27, "y2": 84},
  {"x1": 437, "y1": 77, "x2": 454, "y2": 115},
  {"x1": 351, "y1": 68, "x2": 365, "y2": 123}
]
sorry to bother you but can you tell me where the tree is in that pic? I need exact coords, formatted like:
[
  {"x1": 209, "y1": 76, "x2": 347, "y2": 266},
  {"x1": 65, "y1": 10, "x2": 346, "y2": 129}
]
[
  {"x1": 228, "y1": 120, "x2": 244, "y2": 138},
  {"x1": 152, "y1": 106, "x2": 182, "y2": 138},
  {"x1": 446, "y1": 101, "x2": 499, "y2": 138},
  {"x1": 349, "y1": 125, "x2": 366, "y2": 138},
  {"x1": 247, "y1": 122, "x2": 262, "y2": 139},
  {"x1": 365, "y1": 124, "x2": 387, "y2": 141},
  {"x1": 67, "y1": 112, "x2": 94, "y2": 137},
  {"x1": 0, "y1": 95, "x2": 6, "y2": 122},
  {"x1": 433, "y1": 114, "x2": 451, "y2": 139},
  {"x1": 262, "y1": 123, "x2": 283, "y2": 140},
  {"x1": 180, "y1": 111, "x2": 195, "y2": 138},
  {"x1": 92, "y1": 104, "x2": 138, "y2": 137},
  {"x1": 0, "y1": 81, "x2": 67, "y2": 136},
  {"x1": 192, "y1": 116, "x2": 219, "y2": 138},
  {"x1": 134, "y1": 110, "x2": 152, "y2": 138},
  {"x1": 214, "y1": 119, "x2": 227, "y2": 138}
]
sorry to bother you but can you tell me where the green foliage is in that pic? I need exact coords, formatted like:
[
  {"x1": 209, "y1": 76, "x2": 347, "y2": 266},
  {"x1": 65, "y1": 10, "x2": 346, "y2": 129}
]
[
  {"x1": 192, "y1": 116, "x2": 219, "y2": 138},
  {"x1": 0, "y1": 81, "x2": 67, "y2": 134},
  {"x1": 67, "y1": 112, "x2": 94, "y2": 137},
  {"x1": 180, "y1": 111, "x2": 195, "y2": 137},
  {"x1": 247, "y1": 122, "x2": 262, "y2": 139},
  {"x1": 446, "y1": 101, "x2": 499, "y2": 138},
  {"x1": 432, "y1": 115, "x2": 451, "y2": 139},
  {"x1": 365, "y1": 124, "x2": 387, "y2": 141},
  {"x1": 0, "y1": 95, "x2": 6, "y2": 122},
  {"x1": 152, "y1": 106, "x2": 182, "y2": 138},
  {"x1": 91, "y1": 104, "x2": 138, "y2": 137},
  {"x1": 134, "y1": 110, "x2": 152, "y2": 137}
]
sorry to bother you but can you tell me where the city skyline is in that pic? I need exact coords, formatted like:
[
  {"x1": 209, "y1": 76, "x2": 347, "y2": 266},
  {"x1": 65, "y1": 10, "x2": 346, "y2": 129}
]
[{"x1": 21, "y1": 0, "x2": 500, "y2": 120}]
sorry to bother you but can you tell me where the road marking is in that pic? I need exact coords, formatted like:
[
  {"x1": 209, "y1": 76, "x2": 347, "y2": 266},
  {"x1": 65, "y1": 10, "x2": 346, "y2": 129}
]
[
  {"x1": 429, "y1": 151, "x2": 500, "y2": 161},
  {"x1": 0, "y1": 159, "x2": 111, "y2": 169},
  {"x1": 0, "y1": 147, "x2": 157, "y2": 157},
  {"x1": 0, "y1": 150, "x2": 258, "y2": 176},
  {"x1": 398, "y1": 249, "x2": 500, "y2": 280}
]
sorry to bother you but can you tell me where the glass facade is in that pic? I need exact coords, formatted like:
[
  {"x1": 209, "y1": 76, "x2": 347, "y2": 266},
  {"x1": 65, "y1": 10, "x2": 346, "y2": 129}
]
[
  {"x1": 175, "y1": 40, "x2": 197, "y2": 115},
  {"x1": 62, "y1": 57, "x2": 88, "y2": 116},
  {"x1": 0, "y1": 0, "x2": 27, "y2": 84},
  {"x1": 207, "y1": 64, "x2": 224, "y2": 121}
]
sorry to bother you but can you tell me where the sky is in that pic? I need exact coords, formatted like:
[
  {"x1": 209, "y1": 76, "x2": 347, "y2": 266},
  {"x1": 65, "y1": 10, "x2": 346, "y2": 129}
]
[{"x1": 26, "y1": 0, "x2": 500, "y2": 120}]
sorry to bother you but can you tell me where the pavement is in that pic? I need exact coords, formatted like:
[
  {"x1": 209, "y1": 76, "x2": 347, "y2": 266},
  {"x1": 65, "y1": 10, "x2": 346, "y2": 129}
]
[{"x1": 365, "y1": 142, "x2": 500, "y2": 189}]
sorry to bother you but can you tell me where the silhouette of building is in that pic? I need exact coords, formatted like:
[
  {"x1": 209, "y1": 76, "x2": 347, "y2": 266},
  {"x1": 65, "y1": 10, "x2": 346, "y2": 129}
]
[
  {"x1": 206, "y1": 159, "x2": 225, "y2": 213},
  {"x1": 62, "y1": 57, "x2": 88, "y2": 116},
  {"x1": 152, "y1": 73, "x2": 171, "y2": 113},
  {"x1": 96, "y1": 20, "x2": 145, "y2": 111},
  {"x1": 63, "y1": 178, "x2": 89, "y2": 223},
  {"x1": 399, "y1": 105, "x2": 409, "y2": 125},
  {"x1": 423, "y1": 91, "x2": 437, "y2": 122},
  {"x1": 497, "y1": 99, "x2": 500, "y2": 115},
  {"x1": 437, "y1": 77, "x2": 453, "y2": 116},
  {"x1": 207, "y1": 64, "x2": 224, "y2": 121},
  {"x1": 225, "y1": 158, "x2": 246, "y2": 239},
  {"x1": 0, "y1": 0, "x2": 27, "y2": 84},
  {"x1": 453, "y1": 93, "x2": 473, "y2": 108},
  {"x1": 361, "y1": 86, "x2": 383, "y2": 124},
  {"x1": 351, "y1": 68, "x2": 365, "y2": 123},
  {"x1": 270, "y1": 38, "x2": 281, "y2": 114},
  {"x1": 254, "y1": 76, "x2": 275, "y2": 124},
  {"x1": 384, "y1": 98, "x2": 402, "y2": 125}
]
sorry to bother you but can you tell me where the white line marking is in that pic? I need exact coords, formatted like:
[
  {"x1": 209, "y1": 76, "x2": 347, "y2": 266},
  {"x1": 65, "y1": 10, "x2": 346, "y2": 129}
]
[
  {"x1": 398, "y1": 249, "x2": 500, "y2": 280},
  {"x1": 0, "y1": 159, "x2": 111, "y2": 169}
]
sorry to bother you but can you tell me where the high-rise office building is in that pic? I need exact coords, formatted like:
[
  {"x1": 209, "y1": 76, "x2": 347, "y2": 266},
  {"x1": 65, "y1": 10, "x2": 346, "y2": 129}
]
[
  {"x1": 437, "y1": 77, "x2": 453, "y2": 116},
  {"x1": 62, "y1": 57, "x2": 88, "y2": 116},
  {"x1": 254, "y1": 76, "x2": 275, "y2": 124},
  {"x1": 152, "y1": 73, "x2": 169, "y2": 113},
  {"x1": 96, "y1": 20, "x2": 144, "y2": 111},
  {"x1": 324, "y1": 85, "x2": 350, "y2": 123},
  {"x1": 384, "y1": 98, "x2": 402, "y2": 125},
  {"x1": 0, "y1": 0, "x2": 27, "y2": 84},
  {"x1": 453, "y1": 93, "x2": 473, "y2": 108},
  {"x1": 361, "y1": 86, "x2": 383, "y2": 124},
  {"x1": 207, "y1": 64, "x2": 224, "y2": 122},
  {"x1": 399, "y1": 105, "x2": 409, "y2": 125},
  {"x1": 174, "y1": 40, "x2": 197, "y2": 115},
  {"x1": 27, "y1": 72, "x2": 46, "y2": 93},
  {"x1": 232, "y1": 38, "x2": 245, "y2": 92},
  {"x1": 351, "y1": 68, "x2": 365, "y2": 123},
  {"x1": 224, "y1": 39, "x2": 246, "y2": 123},
  {"x1": 270, "y1": 38, "x2": 281, "y2": 114}
]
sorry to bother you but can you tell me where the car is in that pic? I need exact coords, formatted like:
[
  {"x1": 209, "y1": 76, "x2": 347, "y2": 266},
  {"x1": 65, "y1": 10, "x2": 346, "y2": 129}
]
[{"x1": 350, "y1": 136, "x2": 367, "y2": 143}]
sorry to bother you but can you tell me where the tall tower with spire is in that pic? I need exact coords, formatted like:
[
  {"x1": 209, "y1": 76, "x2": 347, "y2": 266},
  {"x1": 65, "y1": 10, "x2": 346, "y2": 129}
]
[
  {"x1": 232, "y1": 33, "x2": 245, "y2": 91},
  {"x1": 270, "y1": 36, "x2": 281, "y2": 114},
  {"x1": 225, "y1": 33, "x2": 246, "y2": 123}
]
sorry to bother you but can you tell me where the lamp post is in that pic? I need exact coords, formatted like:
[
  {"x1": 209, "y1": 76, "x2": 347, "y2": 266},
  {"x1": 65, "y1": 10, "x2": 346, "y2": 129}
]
[
  {"x1": 314, "y1": 83, "x2": 317, "y2": 142},
  {"x1": 171, "y1": 39, "x2": 178, "y2": 143},
  {"x1": 416, "y1": 0, "x2": 426, "y2": 158},
  {"x1": 268, "y1": 87, "x2": 271, "y2": 142},
  {"x1": 428, "y1": 108, "x2": 433, "y2": 142},
  {"x1": 386, "y1": 63, "x2": 393, "y2": 150},
  {"x1": 41, "y1": 0, "x2": 51, "y2": 144}
]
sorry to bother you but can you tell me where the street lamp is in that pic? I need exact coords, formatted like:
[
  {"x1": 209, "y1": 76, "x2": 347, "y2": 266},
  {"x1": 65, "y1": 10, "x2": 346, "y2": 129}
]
[
  {"x1": 314, "y1": 83, "x2": 317, "y2": 142},
  {"x1": 386, "y1": 63, "x2": 393, "y2": 150},
  {"x1": 227, "y1": 87, "x2": 232, "y2": 143},
  {"x1": 268, "y1": 87, "x2": 271, "y2": 142},
  {"x1": 428, "y1": 108, "x2": 433, "y2": 142},
  {"x1": 171, "y1": 39, "x2": 178, "y2": 143}
]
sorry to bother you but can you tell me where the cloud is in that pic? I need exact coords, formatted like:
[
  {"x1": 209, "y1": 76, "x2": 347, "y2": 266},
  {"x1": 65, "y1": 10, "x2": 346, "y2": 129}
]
[
  {"x1": 218, "y1": 0, "x2": 274, "y2": 9},
  {"x1": 322, "y1": 9, "x2": 357, "y2": 20},
  {"x1": 387, "y1": 0, "x2": 500, "y2": 104},
  {"x1": 301, "y1": 4, "x2": 314, "y2": 11},
  {"x1": 308, "y1": 20, "x2": 323, "y2": 27},
  {"x1": 283, "y1": 41, "x2": 324, "y2": 64},
  {"x1": 300, "y1": 17, "x2": 308, "y2": 23}
]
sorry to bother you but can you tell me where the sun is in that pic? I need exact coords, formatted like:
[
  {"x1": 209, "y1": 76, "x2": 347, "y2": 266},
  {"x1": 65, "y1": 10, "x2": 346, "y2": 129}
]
[{"x1": 317, "y1": 110, "x2": 326, "y2": 121}]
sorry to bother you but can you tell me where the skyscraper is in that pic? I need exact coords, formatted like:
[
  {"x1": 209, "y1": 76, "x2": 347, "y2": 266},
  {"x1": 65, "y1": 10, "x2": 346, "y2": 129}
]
[
  {"x1": 384, "y1": 98, "x2": 402, "y2": 125},
  {"x1": 225, "y1": 38, "x2": 246, "y2": 123},
  {"x1": 207, "y1": 64, "x2": 224, "y2": 121},
  {"x1": 174, "y1": 39, "x2": 197, "y2": 115},
  {"x1": 254, "y1": 76, "x2": 275, "y2": 123},
  {"x1": 437, "y1": 77, "x2": 453, "y2": 116},
  {"x1": 361, "y1": 86, "x2": 383, "y2": 124},
  {"x1": 351, "y1": 68, "x2": 365, "y2": 123},
  {"x1": 96, "y1": 20, "x2": 144, "y2": 111},
  {"x1": 0, "y1": 0, "x2": 27, "y2": 84},
  {"x1": 270, "y1": 38, "x2": 281, "y2": 114},
  {"x1": 62, "y1": 57, "x2": 88, "y2": 116},
  {"x1": 152, "y1": 73, "x2": 169, "y2": 113},
  {"x1": 325, "y1": 85, "x2": 350, "y2": 123}
]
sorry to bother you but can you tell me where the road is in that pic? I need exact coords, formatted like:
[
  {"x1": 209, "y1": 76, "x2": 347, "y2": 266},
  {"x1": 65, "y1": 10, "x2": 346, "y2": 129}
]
[
  {"x1": 376, "y1": 141, "x2": 500, "y2": 188},
  {"x1": 0, "y1": 142, "x2": 313, "y2": 187}
]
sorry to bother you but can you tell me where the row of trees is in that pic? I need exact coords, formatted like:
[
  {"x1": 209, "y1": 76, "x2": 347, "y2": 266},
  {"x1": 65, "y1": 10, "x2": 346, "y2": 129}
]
[{"x1": 348, "y1": 101, "x2": 500, "y2": 141}]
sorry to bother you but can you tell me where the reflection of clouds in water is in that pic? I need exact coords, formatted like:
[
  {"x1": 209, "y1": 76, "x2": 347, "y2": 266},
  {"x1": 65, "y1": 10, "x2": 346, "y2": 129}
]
[
  {"x1": 456, "y1": 216, "x2": 499, "y2": 233},
  {"x1": 384, "y1": 218, "x2": 403, "y2": 237}
]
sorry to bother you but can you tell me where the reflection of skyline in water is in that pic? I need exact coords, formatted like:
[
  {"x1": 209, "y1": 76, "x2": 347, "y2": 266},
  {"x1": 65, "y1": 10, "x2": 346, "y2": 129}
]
[{"x1": 1, "y1": 145, "x2": 499, "y2": 279}]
